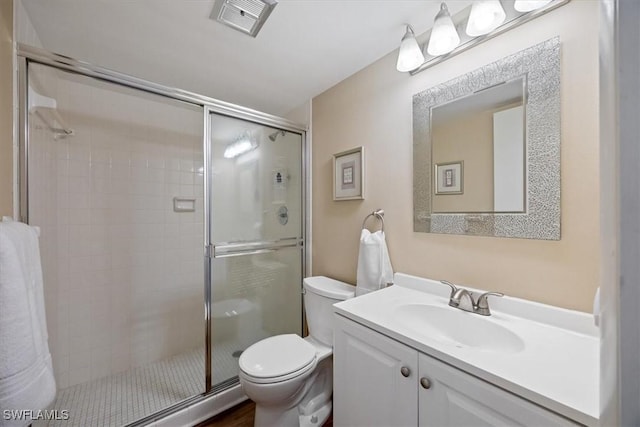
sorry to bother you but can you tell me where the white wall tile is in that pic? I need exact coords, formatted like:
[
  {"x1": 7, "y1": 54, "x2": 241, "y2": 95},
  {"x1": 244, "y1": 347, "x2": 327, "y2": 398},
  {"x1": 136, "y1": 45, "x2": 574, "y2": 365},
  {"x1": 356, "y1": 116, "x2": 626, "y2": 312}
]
[
  {"x1": 30, "y1": 76, "x2": 205, "y2": 392},
  {"x1": 68, "y1": 160, "x2": 90, "y2": 177},
  {"x1": 91, "y1": 148, "x2": 112, "y2": 164},
  {"x1": 68, "y1": 367, "x2": 90, "y2": 386}
]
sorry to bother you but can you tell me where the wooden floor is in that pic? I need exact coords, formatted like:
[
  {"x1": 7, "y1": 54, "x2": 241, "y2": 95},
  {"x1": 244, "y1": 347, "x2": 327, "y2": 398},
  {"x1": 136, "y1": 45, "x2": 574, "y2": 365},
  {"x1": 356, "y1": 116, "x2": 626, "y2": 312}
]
[
  {"x1": 197, "y1": 400, "x2": 255, "y2": 427},
  {"x1": 197, "y1": 400, "x2": 333, "y2": 427}
]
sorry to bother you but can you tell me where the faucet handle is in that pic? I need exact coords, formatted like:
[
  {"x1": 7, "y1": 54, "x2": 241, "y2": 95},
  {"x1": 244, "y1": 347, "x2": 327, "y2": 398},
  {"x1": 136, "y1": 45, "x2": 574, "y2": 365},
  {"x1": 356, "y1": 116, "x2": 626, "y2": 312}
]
[
  {"x1": 439, "y1": 280, "x2": 458, "y2": 298},
  {"x1": 475, "y1": 291, "x2": 504, "y2": 315}
]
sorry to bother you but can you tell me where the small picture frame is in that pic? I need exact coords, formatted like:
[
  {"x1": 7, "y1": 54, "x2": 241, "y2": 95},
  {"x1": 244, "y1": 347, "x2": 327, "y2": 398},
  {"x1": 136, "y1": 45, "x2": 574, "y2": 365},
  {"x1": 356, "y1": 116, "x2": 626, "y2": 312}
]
[
  {"x1": 434, "y1": 161, "x2": 464, "y2": 195},
  {"x1": 333, "y1": 146, "x2": 364, "y2": 201}
]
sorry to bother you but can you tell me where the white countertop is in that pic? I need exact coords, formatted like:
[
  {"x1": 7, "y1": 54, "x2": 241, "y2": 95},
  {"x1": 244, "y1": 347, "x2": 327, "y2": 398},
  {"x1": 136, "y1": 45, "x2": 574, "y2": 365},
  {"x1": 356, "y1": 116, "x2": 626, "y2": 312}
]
[{"x1": 333, "y1": 273, "x2": 599, "y2": 426}]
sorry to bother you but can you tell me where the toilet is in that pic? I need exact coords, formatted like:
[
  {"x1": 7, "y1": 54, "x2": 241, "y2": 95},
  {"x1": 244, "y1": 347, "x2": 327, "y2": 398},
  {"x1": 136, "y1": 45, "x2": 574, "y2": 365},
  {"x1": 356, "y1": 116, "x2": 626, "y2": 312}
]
[{"x1": 238, "y1": 276, "x2": 354, "y2": 427}]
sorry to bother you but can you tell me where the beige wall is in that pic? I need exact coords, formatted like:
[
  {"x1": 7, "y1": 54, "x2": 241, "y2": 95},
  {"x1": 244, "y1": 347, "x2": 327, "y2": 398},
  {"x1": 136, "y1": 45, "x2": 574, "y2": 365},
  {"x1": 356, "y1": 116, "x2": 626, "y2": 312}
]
[
  {"x1": 0, "y1": 0, "x2": 12, "y2": 217},
  {"x1": 432, "y1": 110, "x2": 494, "y2": 213},
  {"x1": 311, "y1": 0, "x2": 599, "y2": 313}
]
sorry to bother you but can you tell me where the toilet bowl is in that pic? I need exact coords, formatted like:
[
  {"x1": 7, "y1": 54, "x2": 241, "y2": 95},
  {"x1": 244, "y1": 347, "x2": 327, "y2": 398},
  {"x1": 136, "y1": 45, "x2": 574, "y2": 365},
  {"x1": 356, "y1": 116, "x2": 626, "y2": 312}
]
[{"x1": 238, "y1": 276, "x2": 354, "y2": 427}]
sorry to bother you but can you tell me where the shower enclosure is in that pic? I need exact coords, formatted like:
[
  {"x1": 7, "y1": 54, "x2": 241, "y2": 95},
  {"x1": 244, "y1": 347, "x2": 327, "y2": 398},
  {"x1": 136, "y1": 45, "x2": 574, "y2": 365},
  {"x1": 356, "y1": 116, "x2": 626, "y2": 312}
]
[{"x1": 17, "y1": 45, "x2": 307, "y2": 426}]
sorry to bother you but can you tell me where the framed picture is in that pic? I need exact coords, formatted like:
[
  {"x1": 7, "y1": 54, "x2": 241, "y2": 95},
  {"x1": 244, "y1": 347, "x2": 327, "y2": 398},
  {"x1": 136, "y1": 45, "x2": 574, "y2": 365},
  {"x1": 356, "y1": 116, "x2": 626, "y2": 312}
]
[
  {"x1": 333, "y1": 146, "x2": 364, "y2": 201},
  {"x1": 434, "y1": 161, "x2": 464, "y2": 195}
]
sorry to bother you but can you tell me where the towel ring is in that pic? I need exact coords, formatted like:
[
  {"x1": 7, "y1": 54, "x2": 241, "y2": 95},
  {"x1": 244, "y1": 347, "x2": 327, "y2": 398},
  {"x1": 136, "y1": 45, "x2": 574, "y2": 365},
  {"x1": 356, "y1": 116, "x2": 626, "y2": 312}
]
[{"x1": 362, "y1": 209, "x2": 385, "y2": 233}]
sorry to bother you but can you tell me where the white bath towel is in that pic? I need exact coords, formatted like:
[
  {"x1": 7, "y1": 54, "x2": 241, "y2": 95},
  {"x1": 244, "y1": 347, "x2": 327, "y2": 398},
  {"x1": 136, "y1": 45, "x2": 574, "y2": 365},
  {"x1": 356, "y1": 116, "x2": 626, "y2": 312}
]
[
  {"x1": 356, "y1": 229, "x2": 393, "y2": 297},
  {"x1": 0, "y1": 219, "x2": 56, "y2": 426}
]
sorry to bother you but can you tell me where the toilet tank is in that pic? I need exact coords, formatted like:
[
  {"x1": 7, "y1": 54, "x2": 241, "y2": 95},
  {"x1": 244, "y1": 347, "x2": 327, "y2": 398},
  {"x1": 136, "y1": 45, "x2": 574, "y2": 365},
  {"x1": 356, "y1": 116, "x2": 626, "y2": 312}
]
[{"x1": 303, "y1": 276, "x2": 355, "y2": 346}]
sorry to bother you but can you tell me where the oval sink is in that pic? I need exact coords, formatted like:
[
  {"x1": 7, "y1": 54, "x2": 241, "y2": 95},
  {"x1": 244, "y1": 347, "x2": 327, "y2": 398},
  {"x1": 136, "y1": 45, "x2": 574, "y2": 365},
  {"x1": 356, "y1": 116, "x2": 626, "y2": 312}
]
[{"x1": 394, "y1": 304, "x2": 525, "y2": 353}]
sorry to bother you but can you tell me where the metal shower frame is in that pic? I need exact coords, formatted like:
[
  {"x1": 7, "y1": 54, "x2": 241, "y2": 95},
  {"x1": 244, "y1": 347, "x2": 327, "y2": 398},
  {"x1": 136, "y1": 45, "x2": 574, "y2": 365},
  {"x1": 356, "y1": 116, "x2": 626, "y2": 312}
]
[{"x1": 16, "y1": 43, "x2": 310, "y2": 426}]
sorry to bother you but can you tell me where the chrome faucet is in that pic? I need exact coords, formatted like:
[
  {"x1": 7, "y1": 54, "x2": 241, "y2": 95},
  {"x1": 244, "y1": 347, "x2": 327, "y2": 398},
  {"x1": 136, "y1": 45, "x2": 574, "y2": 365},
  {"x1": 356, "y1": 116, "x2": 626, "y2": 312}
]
[{"x1": 440, "y1": 280, "x2": 503, "y2": 316}]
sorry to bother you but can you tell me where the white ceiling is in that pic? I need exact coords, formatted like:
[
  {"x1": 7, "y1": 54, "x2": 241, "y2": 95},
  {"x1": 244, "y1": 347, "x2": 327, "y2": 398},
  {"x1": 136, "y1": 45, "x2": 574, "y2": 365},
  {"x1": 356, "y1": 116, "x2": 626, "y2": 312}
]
[{"x1": 19, "y1": 0, "x2": 471, "y2": 118}]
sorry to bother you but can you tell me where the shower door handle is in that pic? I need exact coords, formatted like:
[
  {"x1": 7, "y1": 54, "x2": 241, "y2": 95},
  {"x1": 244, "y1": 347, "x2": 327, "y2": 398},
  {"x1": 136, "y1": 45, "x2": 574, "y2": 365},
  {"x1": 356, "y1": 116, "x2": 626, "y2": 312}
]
[{"x1": 210, "y1": 237, "x2": 302, "y2": 258}]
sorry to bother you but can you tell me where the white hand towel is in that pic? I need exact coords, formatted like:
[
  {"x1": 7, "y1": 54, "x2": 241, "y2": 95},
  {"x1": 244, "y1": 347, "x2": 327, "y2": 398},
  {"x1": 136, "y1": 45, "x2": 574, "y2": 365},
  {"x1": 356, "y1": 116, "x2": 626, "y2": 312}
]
[
  {"x1": 356, "y1": 229, "x2": 393, "y2": 297},
  {"x1": 0, "y1": 220, "x2": 56, "y2": 426}
]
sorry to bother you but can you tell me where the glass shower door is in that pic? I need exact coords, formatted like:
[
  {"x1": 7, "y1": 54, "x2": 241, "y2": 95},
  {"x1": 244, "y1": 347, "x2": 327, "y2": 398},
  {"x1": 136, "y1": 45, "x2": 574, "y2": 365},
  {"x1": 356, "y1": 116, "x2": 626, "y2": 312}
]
[
  {"x1": 207, "y1": 112, "x2": 304, "y2": 389},
  {"x1": 25, "y1": 62, "x2": 205, "y2": 426}
]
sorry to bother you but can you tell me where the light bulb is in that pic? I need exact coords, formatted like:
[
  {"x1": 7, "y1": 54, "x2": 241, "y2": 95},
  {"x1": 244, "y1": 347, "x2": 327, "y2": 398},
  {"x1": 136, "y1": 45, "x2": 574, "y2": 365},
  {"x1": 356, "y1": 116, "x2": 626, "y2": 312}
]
[
  {"x1": 427, "y1": 3, "x2": 460, "y2": 57},
  {"x1": 466, "y1": 0, "x2": 506, "y2": 36},
  {"x1": 396, "y1": 25, "x2": 425, "y2": 72},
  {"x1": 224, "y1": 136, "x2": 256, "y2": 158},
  {"x1": 514, "y1": 0, "x2": 553, "y2": 12}
]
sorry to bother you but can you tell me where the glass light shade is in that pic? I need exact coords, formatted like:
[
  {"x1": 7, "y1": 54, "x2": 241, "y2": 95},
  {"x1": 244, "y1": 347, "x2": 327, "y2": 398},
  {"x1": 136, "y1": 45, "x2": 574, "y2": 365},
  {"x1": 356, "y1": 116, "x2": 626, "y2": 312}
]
[
  {"x1": 396, "y1": 25, "x2": 425, "y2": 72},
  {"x1": 514, "y1": 0, "x2": 553, "y2": 12},
  {"x1": 465, "y1": 0, "x2": 506, "y2": 36},
  {"x1": 427, "y1": 3, "x2": 460, "y2": 57}
]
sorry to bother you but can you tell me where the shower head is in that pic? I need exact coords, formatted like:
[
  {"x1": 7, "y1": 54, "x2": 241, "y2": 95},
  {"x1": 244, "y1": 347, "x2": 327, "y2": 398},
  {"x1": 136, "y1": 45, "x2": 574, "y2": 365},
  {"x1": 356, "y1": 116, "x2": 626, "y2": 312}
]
[{"x1": 268, "y1": 130, "x2": 286, "y2": 141}]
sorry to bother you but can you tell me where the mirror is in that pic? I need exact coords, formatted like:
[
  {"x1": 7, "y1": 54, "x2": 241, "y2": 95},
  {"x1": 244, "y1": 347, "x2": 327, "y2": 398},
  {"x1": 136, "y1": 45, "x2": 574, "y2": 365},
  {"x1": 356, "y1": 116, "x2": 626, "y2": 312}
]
[
  {"x1": 413, "y1": 38, "x2": 560, "y2": 240},
  {"x1": 431, "y1": 77, "x2": 525, "y2": 214}
]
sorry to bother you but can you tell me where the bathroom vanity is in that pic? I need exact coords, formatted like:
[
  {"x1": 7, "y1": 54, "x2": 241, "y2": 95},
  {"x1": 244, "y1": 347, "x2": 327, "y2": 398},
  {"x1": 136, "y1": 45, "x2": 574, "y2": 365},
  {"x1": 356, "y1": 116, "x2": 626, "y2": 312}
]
[{"x1": 332, "y1": 273, "x2": 599, "y2": 427}]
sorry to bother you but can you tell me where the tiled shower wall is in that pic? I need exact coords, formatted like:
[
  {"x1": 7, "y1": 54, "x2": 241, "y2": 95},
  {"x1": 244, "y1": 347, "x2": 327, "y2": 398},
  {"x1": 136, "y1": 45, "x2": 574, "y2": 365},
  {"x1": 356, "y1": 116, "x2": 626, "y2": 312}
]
[{"x1": 29, "y1": 65, "x2": 204, "y2": 389}]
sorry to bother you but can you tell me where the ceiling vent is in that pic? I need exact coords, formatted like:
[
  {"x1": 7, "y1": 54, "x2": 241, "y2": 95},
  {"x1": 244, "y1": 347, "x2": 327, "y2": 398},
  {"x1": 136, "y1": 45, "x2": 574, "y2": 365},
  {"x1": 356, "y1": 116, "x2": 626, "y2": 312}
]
[{"x1": 210, "y1": 0, "x2": 277, "y2": 38}]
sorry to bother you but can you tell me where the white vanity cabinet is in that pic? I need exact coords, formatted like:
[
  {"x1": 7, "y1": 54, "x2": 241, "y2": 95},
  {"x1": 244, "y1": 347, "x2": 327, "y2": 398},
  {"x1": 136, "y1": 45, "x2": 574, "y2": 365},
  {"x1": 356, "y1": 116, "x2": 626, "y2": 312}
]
[
  {"x1": 334, "y1": 315, "x2": 580, "y2": 427},
  {"x1": 417, "y1": 352, "x2": 579, "y2": 426},
  {"x1": 333, "y1": 313, "x2": 418, "y2": 427}
]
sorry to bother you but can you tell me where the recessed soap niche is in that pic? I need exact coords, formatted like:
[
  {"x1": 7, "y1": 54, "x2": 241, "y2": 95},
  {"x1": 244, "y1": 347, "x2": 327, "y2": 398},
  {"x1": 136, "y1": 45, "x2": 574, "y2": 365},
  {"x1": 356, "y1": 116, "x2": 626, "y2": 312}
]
[{"x1": 173, "y1": 197, "x2": 196, "y2": 212}]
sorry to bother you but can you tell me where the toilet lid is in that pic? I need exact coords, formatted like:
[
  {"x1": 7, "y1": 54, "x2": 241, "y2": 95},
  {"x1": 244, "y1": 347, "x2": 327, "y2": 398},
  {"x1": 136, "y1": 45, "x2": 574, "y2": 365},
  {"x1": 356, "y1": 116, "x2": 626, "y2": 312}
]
[{"x1": 239, "y1": 334, "x2": 316, "y2": 379}]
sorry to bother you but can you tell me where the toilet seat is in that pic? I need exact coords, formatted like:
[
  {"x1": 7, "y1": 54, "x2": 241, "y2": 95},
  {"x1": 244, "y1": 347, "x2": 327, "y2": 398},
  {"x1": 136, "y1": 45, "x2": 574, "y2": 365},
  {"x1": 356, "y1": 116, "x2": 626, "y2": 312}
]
[{"x1": 239, "y1": 334, "x2": 317, "y2": 384}]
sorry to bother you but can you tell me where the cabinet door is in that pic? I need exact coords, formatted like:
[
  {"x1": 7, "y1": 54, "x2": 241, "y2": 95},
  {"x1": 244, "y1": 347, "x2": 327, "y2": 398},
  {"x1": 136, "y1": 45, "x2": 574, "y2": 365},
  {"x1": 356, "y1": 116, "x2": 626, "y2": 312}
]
[
  {"x1": 418, "y1": 353, "x2": 579, "y2": 427},
  {"x1": 334, "y1": 315, "x2": 418, "y2": 427}
]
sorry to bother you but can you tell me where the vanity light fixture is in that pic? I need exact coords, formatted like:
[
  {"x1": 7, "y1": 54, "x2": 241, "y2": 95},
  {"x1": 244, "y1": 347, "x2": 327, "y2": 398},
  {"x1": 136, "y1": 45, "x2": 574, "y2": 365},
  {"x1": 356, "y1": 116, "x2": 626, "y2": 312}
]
[
  {"x1": 514, "y1": 0, "x2": 553, "y2": 12},
  {"x1": 426, "y1": 3, "x2": 460, "y2": 57},
  {"x1": 466, "y1": 0, "x2": 506, "y2": 36},
  {"x1": 396, "y1": 0, "x2": 570, "y2": 74},
  {"x1": 396, "y1": 25, "x2": 426, "y2": 72}
]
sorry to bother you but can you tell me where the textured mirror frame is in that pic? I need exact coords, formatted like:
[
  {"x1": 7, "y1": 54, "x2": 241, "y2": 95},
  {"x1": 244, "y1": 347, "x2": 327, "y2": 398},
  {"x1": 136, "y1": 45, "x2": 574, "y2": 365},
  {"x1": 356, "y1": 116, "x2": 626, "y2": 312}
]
[{"x1": 413, "y1": 37, "x2": 560, "y2": 240}]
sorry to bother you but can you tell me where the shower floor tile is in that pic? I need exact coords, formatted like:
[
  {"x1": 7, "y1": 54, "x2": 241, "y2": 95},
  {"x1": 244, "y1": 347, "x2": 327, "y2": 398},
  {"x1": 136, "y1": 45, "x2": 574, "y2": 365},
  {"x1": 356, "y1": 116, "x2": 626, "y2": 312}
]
[{"x1": 36, "y1": 340, "x2": 247, "y2": 426}]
